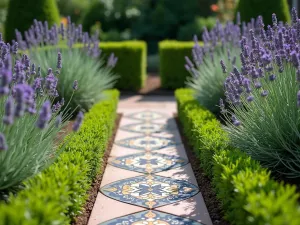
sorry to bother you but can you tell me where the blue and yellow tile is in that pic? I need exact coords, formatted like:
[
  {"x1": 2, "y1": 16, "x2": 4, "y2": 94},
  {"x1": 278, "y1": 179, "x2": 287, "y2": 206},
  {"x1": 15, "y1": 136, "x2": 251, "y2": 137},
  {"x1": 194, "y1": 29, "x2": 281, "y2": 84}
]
[
  {"x1": 126, "y1": 111, "x2": 168, "y2": 121},
  {"x1": 115, "y1": 136, "x2": 178, "y2": 151},
  {"x1": 120, "y1": 122, "x2": 171, "y2": 134},
  {"x1": 100, "y1": 210, "x2": 204, "y2": 225},
  {"x1": 100, "y1": 175, "x2": 199, "y2": 209},
  {"x1": 109, "y1": 152, "x2": 189, "y2": 174}
]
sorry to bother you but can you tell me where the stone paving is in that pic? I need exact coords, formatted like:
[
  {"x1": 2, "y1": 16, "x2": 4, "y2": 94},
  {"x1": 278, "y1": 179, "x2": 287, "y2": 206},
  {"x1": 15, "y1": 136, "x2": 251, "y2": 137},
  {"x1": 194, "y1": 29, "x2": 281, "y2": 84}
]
[{"x1": 88, "y1": 95, "x2": 212, "y2": 225}]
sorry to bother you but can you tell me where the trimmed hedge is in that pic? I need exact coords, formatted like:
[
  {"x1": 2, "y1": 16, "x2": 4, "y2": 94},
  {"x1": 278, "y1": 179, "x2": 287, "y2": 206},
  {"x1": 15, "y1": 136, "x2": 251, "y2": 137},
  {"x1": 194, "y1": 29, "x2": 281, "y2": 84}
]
[
  {"x1": 175, "y1": 88, "x2": 300, "y2": 225},
  {"x1": 5, "y1": 0, "x2": 60, "y2": 41},
  {"x1": 159, "y1": 41, "x2": 200, "y2": 89},
  {"x1": 0, "y1": 89, "x2": 119, "y2": 225},
  {"x1": 100, "y1": 41, "x2": 147, "y2": 91}
]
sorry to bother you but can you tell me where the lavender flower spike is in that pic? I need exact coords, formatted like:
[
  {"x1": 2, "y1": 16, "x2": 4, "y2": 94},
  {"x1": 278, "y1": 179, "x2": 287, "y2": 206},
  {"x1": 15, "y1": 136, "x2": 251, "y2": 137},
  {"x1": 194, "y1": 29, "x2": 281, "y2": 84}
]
[
  {"x1": 3, "y1": 96, "x2": 14, "y2": 125},
  {"x1": 220, "y1": 60, "x2": 227, "y2": 73},
  {"x1": 0, "y1": 133, "x2": 8, "y2": 151},
  {"x1": 73, "y1": 111, "x2": 84, "y2": 132},
  {"x1": 73, "y1": 80, "x2": 78, "y2": 90},
  {"x1": 36, "y1": 100, "x2": 52, "y2": 129},
  {"x1": 292, "y1": 7, "x2": 298, "y2": 24},
  {"x1": 57, "y1": 52, "x2": 62, "y2": 69},
  {"x1": 297, "y1": 90, "x2": 300, "y2": 107}
]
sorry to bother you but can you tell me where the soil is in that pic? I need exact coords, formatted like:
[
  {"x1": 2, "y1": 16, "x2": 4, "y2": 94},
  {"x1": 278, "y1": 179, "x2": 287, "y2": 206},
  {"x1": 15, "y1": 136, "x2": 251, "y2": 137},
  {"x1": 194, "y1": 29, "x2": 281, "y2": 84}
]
[
  {"x1": 174, "y1": 115, "x2": 230, "y2": 225},
  {"x1": 72, "y1": 113, "x2": 122, "y2": 225}
]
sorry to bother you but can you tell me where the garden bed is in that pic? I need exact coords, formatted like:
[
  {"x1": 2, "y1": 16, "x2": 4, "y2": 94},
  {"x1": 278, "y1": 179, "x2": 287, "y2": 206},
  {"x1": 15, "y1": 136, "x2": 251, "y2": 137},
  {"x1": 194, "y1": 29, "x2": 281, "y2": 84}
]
[
  {"x1": 73, "y1": 113, "x2": 122, "y2": 225},
  {"x1": 174, "y1": 115, "x2": 229, "y2": 225},
  {"x1": 175, "y1": 88, "x2": 300, "y2": 225},
  {"x1": 0, "y1": 90, "x2": 120, "y2": 224}
]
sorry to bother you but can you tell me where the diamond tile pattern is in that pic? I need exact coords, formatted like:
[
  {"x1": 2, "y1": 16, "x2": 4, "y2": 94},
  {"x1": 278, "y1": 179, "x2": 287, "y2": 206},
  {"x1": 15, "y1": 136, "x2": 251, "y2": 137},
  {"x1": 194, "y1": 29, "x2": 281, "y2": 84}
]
[
  {"x1": 109, "y1": 152, "x2": 189, "y2": 174},
  {"x1": 101, "y1": 175, "x2": 199, "y2": 209}
]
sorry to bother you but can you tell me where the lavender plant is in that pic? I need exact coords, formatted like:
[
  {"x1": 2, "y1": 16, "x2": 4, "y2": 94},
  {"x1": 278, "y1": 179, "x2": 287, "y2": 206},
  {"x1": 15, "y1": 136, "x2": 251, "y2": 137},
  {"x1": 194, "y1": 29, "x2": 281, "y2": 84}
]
[
  {"x1": 185, "y1": 20, "x2": 242, "y2": 113},
  {"x1": 0, "y1": 40, "x2": 83, "y2": 191},
  {"x1": 221, "y1": 9, "x2": 300, "y2": 177},
  {"x1": 15, "y1": 18, "x2": 118, "y2": 112}
]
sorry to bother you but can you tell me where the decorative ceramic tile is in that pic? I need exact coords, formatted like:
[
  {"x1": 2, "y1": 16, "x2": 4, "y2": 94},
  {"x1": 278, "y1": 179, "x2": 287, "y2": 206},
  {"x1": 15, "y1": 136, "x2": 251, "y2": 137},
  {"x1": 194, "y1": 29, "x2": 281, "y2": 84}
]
[
  {"x1": 109, "y1": 152, "x2": 189, "y2": 174},
  {"x1": 120, "y1": 122, "x2": 171, "y2": 134},
  {"x1": 100, "y1": 210, "x2": 204, "y2": 225},
  {"x1": 101, "y1": 175, "x2": 199, "y2": 209},
  {"x1": 126, "y1": 111, "x2": 168, "y2": 121},
  {"x1": 115, "y1": 136, "x2": 178, "y2": 151}
]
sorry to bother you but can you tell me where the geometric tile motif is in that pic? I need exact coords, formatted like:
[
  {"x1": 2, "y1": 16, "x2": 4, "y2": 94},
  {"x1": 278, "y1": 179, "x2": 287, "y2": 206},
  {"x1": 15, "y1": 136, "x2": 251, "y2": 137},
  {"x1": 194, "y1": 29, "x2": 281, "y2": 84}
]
[
  {"x1": 120, "y1": 122, "x2": 170, "y2": 134},
  {"x1": 109, "y1": 152, "x2": 189, "y2": 174},
  {"x1": 100, "y1": 210, "x2": 204, "y2": 225},
  {"x1": 115, "y1": 136, "x2": 178, "y2": 151},
  {"x1": 101, "y1": 175, "x2": 199, "y2": 209},
  {"x1": 126, "y1": 111, "x2": 167, "y2": 121}
]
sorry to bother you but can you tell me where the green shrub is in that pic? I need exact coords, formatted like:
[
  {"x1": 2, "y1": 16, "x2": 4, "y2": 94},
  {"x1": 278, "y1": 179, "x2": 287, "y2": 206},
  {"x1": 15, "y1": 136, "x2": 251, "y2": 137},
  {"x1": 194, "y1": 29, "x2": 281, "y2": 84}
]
[
  {"x1": 0, "y1": 90, "x2": 119, "y2": 224},
  {"x1": 30, "y1": 47, "x2": 117, "y2": 112},
  {"x1": 56, "y1": 0, "x2": 90, "y2": 24},
  {"x1": 177, "y1": 17, "x2": 216, "y2": 41},
  {"x1": 159, "y1": 41, "x2": 202, "y2": 89},
  {"x1": 4, "y1": 0, "x2": 60, "y2": 41},
  {"x1": 235, "y1": 0, "x2": 291, "y2": 25},
  {"x1": 100, "y1": 41, "x2": 147, "y2": 90},
  {"x1": 175, "y1": 88, "x2": 300, "y2": 225}
]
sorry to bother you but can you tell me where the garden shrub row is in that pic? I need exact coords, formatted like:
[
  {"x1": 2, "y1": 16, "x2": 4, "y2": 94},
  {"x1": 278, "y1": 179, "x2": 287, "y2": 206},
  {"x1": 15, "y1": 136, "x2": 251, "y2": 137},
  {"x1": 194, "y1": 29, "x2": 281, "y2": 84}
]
[
  {"x1": 0, "y1": 89, "x2": 119, "y2": 225},
  {"x1": 159, "y1": 41, "x2": 202, "y2": 89},
  {"x1": 100, "y1": 41, "x2": 147, "y2": 91},
  {"x1": 41, "y1": 41, "x2": 147, "y2": 91},
  {"x1": 175, "y1": 88, "x2": 300, "y2": 225}
]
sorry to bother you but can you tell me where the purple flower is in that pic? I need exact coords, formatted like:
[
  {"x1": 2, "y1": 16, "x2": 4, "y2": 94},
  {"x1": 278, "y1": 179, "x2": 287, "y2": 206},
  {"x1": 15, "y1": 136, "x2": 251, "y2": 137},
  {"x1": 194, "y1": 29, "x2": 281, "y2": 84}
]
[
  {"x1": 37, "y1": 66, "x2": 41, "y2": 77},
  {"x1": 52, "y1": 101, "x2": 61, "y2": 113},
  {"x1": 45, "y1": 69, "x2": 58, "y2": 96},
  {"x1": 73, "y1": 111, "x2": 84, "y2": 132},
  {"x1": 220, "y1": 60, "x2": 227, "y2": 73},
  {"x1": 3, "y1": 96, "x2": 14, "y2": 125},
  {"x1": 246, "y1": 95, "x2": 254, "y2": 102},
  {"x1": 57, "y1": 52, "x2": 62, "y2": 69},
  {"x1": 185, "y1": 56, "x2": 194, "y2": 69},
  {"x1": 12, "y1": 41, "x2": 18, "y2": 54},
  {"x1": 107, "y1": 53, "x2": 118, "y2": 68},
  {"x1": 31, "y1": 63, "x2": 36, "y2": 76},
  {"x1": 272, "y1": 13, "x2": 278, "y2": 27},
  {"x1": 14, "y1": 84, "x2": 26, "y2": 117},
  {"x1": 261, "y1": 90, "x2": 268, "y2": 97},
  {"x1": 236, "y1": 12, "x2": 241, "y2": 25},
  {"x1": 60, "y1": 98, "x2": 65, "y2": 106},
  {"x1": 231, "y1": 115, "x2": 241, "y2": 126},
  {"x1": 32, "y1": 77, "x2": 43, "y2": 92},
  {"x1": 36, "y1": 100, "x2": 52, "y2": 129},
  {"x1": 73, "y1": 80, "x2": 78, "y2": 90},
  {"x1": 254, "y1": 81, "x2": 262, "y2": 89},
  {"x1": 292, "y1": 7, "x2": 298, "y2": 25},
  {"x1": 269, "y1": 74, "x2": 276, "y2": 81},
  {"x1": 0, "y1": 133, "x2": 7, "y2": 151}
]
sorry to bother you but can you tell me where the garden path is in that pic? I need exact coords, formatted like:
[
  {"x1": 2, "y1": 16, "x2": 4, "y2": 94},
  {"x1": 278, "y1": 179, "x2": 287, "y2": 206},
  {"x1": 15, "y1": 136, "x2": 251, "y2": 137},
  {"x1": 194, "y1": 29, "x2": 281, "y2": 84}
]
[{"x1": 88, "y1": 95, "x2": 212, "y2": 225}]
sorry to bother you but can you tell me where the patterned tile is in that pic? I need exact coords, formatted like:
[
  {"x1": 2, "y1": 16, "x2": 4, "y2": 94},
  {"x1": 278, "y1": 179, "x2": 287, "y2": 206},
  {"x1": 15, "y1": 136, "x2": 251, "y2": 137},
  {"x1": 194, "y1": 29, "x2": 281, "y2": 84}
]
[
  {"x1": 120, "y1": 122, "x2": 172, "y2": 134},
  {"x1": 109, "y1": 152, "x2": 189, "y2": 174},
  {"x1": 115, "y1": 136, "x2": 179, "y2": 151},
  {"x1": 126, "y1": 111, "x2": 168, "y2": 121},
  {"x1": 100, "y1": 210, "x2": 204, "y2": 225},
  {"x1": 101, "y1": 175, "x2": 199, "y2": 209}
]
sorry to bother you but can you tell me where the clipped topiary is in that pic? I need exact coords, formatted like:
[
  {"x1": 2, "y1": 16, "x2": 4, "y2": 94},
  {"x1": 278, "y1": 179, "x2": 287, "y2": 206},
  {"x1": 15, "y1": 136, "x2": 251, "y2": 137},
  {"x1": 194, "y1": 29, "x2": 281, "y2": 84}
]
[
  {"x1": 4, "y1": 0, "x2": 60, "y2": 41},
  {"x1": 235, "y1": 0, "x2": 291, "y2": 25}
]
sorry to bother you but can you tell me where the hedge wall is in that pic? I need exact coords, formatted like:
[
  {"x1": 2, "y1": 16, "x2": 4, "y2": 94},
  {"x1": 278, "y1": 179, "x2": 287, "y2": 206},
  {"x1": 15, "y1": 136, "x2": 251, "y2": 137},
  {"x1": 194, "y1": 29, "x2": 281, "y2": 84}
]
[
  {"x1": 159, "y1": 41, "x2": 198, "y2": 89},
  {"x1": 0, "y1": 89, "x2": 119, "y2": 224},
  {"x1": 175, "y1": 88, "x2": 300, "y2": 225},
  {"x1": 100, "y1": 41, "x2": 147, "y2": 91}
]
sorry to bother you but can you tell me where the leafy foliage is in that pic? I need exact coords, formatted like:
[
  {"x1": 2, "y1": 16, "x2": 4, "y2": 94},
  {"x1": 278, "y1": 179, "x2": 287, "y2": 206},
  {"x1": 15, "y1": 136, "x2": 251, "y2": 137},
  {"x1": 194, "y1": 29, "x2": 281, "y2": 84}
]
[
  {"x1": 4, "y1": 0, "x2": 60, "y2": 41},
  {"x1": 235, "y1": 0, "x2": 290, "y2": 25},
  {"x1": 0, "y1": 90, "x2": 119, "y2": 224},
  {"x1": 175, "y1": 88, "x2": 300, "y2": 225},
  {"x1": 100, "y1": 41, "x2": 147, "y2": 90},
  {"x1": 159, "y1": 41, "x2": 198, "y2": 89}
]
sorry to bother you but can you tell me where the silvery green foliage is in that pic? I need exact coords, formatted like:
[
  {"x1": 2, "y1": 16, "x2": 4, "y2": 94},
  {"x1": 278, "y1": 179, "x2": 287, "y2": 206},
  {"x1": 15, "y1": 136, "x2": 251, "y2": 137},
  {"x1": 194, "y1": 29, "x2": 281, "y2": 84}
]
[
  {"x1": 221, "y1": 9, "x2": 300, "y2": 178},
  {"x1": 18, "y1": 17, "x2": 118, "y2": 112},
  {"x1": 31, "y1": 48, "x2": 117, "y2": 112},
  {"x1": 185, "y1": 20, "x2": 241, "y2": 113},
  {"x1": 0, "y1": 40, "x2": 76, "y2": 191}
]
